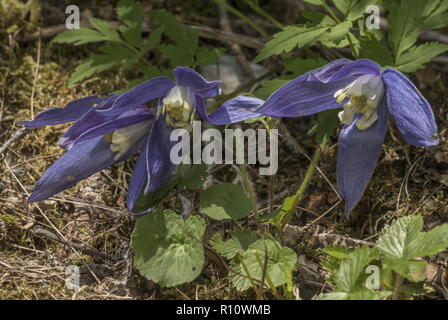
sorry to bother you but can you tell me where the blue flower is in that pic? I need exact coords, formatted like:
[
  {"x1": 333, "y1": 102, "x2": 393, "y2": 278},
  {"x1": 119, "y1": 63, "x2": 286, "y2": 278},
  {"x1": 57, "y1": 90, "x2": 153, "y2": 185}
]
[
  {"x1": 234, "y1": 59, "x2": 439, "y2": 216},
  {"x1": 21, "y1": 67, "x2": 263, "y2": 215}
]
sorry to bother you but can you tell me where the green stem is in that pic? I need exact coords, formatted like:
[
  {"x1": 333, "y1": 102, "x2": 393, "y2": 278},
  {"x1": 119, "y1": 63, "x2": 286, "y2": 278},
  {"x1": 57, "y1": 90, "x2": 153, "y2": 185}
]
[
  {"x1": 321, "y1": 2, "x2": 359, "y2": 59},
  {"x1": 392, "y1": 274, "x2": 403, "y2": 300},
  {"x1": 322, "y1": 3, "x2": 342, "y2": 23},
  {"x1": 211, "y1": 0, "x2": 270, "y2": 39},
  {"x1": 239, "y1": 163, "x2": 259, "y2": 219},
  {"x1": 242, "y1": 0, "x2": 284, "y2": 30},
  {"x1": 281, "y1": 147, "x2": 321, "y2": 229}
]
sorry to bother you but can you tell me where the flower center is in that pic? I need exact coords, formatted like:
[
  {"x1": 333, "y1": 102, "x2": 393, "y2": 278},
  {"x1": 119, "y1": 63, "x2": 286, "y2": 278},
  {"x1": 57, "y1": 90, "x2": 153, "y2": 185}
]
[
  {"x1": 159, "y1": 85, "x2": 195, "y2": 129},
  {"x1": 106, "y1": 120, "x2": 151, "y2": 160},
  {"x1": 334, "y1": 74, "x2": 385, "y2": 130}
]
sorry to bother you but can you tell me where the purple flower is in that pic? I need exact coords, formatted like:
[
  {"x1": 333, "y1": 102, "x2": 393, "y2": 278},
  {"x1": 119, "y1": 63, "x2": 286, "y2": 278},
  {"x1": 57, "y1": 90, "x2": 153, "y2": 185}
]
[
  {"x1": 21, "y1": 67, "x2": 263, "y2": 215},
  {"x1": 234, "y1": 59, "x2": 439, "y2": 216}
]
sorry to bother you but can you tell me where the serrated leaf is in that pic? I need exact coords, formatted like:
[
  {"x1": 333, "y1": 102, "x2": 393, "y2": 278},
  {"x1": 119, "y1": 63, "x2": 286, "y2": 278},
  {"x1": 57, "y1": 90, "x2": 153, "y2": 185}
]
[
  {"x1": 359, "y1": 36, "x2": 393, "y2": 66},
  {"x1": 376, "y1": 215, "x2": 423, "y2": 260},
  {"x1": 319, "y1": 21, "x2": 352, "y2": 46},
  {"x1": 159, "y1": 44, "x2": 193, "y2": 66},
  {"x1": 117, "y1": 0, "x2": 142, "y2": 47},
  {"x1": 131, "y1": 209, "x2": 205, "y2": 287},
  {"x1": 395, "y1": 43, "x2": 448, "y2": 73},
  {"x1": 67, "y1": 54, "x2": 124, "y2": 85},
  {"x1": 230, "y1": 239, "x2": 297, "y2": 291},
  {"x1": 333, "y1": 245, "x2": 377, "y2": 292},
  {"x1": 52, "y1": 28, "x2": 107, "y2": 45},
  {"x1": 253, "y1": 25, "x2": 329, "y2": 63},
  {"x1": 408, "y1": 223, "x2": 448, "y2": 258},
  {"x1": 210, "y1": 229, "x2": 258, "y2": 259},
  {"x1": 142, "y1": 26, "x2": 164, "y2": 53},
  {"x1": 200, "y1": 183, "x2": 252, "y2": 220},
  {"x1": 322, "y1": 245, "x2": 351, "y2": 260},
  {"x1": 347, "y1": 0, "x2": 378, "y2": 20},
  {"x1": 89, "y1": 17, "x2": 122, "y2": 42}
]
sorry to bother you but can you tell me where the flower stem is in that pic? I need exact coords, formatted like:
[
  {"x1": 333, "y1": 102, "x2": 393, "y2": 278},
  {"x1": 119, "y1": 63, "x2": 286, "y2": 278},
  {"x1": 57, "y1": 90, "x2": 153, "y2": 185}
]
[
  {"x1": 281, "y1": 147, "x2": 321, "y2": 229},
  {"x1": 239, "y1": 163, "x2": 259, "y2": 219},
  {"x1": 211, "y1": 0, "x2": 270, "y2": 39},
  {"x1": 392, "y1": 274, "x2": 403, "y2": 300}
]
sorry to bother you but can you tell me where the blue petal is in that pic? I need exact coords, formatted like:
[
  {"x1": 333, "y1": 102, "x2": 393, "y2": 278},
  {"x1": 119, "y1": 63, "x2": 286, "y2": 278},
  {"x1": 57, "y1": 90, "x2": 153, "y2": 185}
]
[
  {"x1": 20, "y1": 96, "x2": 101, "y2": 129},
  {"x1": 258, "y1": 59, "x2": 381, "y2": 118},
  {"x1": 99, "y1": 77, "x2": 175, "y2": 117},
  {"x1": 196, "y1": 95, "x2": 264, "y2": 125},
  {"x1": 382, "y1": 68, "x2": 439, "y2": 146},
  {"x1": 69, "y1": 107, "x2": 153, "y2": 146},
  {"x1": 337, "y1": 100, "x2": 389, "y2": 216},
  {"x1": 174, "y1": 67, "x2": 222, "y2": 97},
  {"x1": 126, "y1": 134, "x2": 151, "y2": 215},
  {"x1": 28, "y1": 136, "x2": 141, "y2": 202},
  {"x1": 144, "y1": 117, "x2": 177, "y2": 194}
]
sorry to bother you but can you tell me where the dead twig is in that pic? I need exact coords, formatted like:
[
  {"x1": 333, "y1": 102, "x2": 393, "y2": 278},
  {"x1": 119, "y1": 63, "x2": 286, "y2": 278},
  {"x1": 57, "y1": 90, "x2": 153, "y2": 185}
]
[{"x1": 0, "y1": 127, "x2": 28, "y2": 157}]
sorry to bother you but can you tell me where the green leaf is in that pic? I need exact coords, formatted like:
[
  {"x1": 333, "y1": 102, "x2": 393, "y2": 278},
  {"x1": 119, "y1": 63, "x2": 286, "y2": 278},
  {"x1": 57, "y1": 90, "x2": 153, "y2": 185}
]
[
  {"x1": 308, "y1": 109, "x2": 340, "y2": 147},
  {"x1": 376, "y1": 214, "x2": 448, "y2": 281},
  {"x1": 52, "y1": 28, "x2": 107, "y2": 45},
  {"x1": 376, "y1": 215, "x2": 423, "y2": 260},
  {"x1": 314, "y1": 292, "x2": 350, "y2": 300},
  {"x1": 322, "y1": 245, "x2": 351, "y2": 260},
  {"x1": 175, "y1": 163, "x2": 209, "y2": 190},
  {"x1": 117, "y1": 0, "x2": 143, "y2": 47},
  {"x1": 347, "y1": 0, "x2": 378, "y2": 20},
  {"x1": 142, "y1": 26, "x2": 164, "y2": 53},
  {"x1": 254, "y1": 79, "x2": 290, "y2": 100},
  {"x1": 131, "y1": 209, "x2": 205, "y2": 287},
  {"x1": 283, "y1": 58, "x2": 327, "y2": 74},
  {"x1": 359, "y1": 36, "x2": 394, "y2": 66},
  {"x1": 319, "y1": 21, "x2": 353, "y2": 46},
  {"x1": 408, "y1": 223, "x2": 448, "y2": 258},
  {"x1": 200, "y1": 183, "x2": 252, "y2": 220},
  {"x1": 303, "y1": 0, "x2": 326, "y2": 5},
  {"x1": 195, "y1": 47, "x2": 225, "y2": 67},
  {"x1": 386, "y1": 0, "x2": 428, "y2": 59},
  {"x1": 210, "y1": 229, "x2": 258, "y2": 259},
  {"x1": 253, "y1": 25, "x2": 329, "y2": 63},
  {"x1": 230, "y1": 239, "x2": 297, "y2": 291},
  {"x1": 159, "y1": 44, "x2": 193, "y2": 66},
  {"x1": 67, "y1": 54, "x2": 124, "y2": 85},
  {"x1": 333, "y1": 245, "x2": 377, "y2": 292},
  {"x1": 395, "y1": 43, "x2": 448, "y2": 73},
  {"x1": 89, "y1": 17, "x2": 122, "y2": 42}
]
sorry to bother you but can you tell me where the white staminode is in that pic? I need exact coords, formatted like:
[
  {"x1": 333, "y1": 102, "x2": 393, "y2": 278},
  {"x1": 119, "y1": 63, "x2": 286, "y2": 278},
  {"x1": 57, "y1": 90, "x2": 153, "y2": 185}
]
[
  {"x1": 334, "y1": 74, "x2": 385, "y2": 130},
  {"x1": 160, "y1": 85, "x2": 196, "y2": 129},
  {"x1": 109, "y1": 120, "x2": 151, "y2": 160}
]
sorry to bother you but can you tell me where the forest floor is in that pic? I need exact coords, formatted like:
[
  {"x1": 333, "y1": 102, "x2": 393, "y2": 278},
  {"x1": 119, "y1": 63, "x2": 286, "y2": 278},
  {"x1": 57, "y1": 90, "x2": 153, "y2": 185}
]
[{"x1": 0, "y1": 0, "x2": 447, "y2": 299}]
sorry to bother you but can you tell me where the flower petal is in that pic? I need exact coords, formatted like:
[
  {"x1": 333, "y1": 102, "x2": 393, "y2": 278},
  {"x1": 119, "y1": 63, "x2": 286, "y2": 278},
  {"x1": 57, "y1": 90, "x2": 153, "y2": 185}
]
[
  {"x1": 258, "y1": 59, "x2": 381, "y2": 118},
  {"x1": 144, "y1": 117, "x2": 177, "y2": 194},
  {"x1": 126, "y1": 134, "x2": 151, "y2": 215},
  {"x1": 20, "y1": 96, "x2": 101, "y2": 129},
  {"x1": 99, "y1": 77, "x2": 175, "y2": 117},
  {"x1": 28, "y1": 136, "x2": 141, "y2": 202},
  {"x1": 336, "y1": 100, "x2": 389, "y2": 216},
  {"x1": 196, "y1": 95, "x2": 264, "y2": 125},
  {"x1": 70, "y1": 107, "x2": 153, "y2": 146},
  {"x1": 174, "y1": 67, "x2": 221, "y2": 97},
  {"x1": 382, "y1": 68, "x2": 438, "y2": 146}
]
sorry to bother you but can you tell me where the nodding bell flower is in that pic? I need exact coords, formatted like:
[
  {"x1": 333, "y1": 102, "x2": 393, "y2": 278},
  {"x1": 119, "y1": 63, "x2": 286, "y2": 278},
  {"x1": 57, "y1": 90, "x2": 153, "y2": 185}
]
[
  {"x1": 20, "y1": 67, "x2": 263, "y2": 215},
  {"x1": 229, "y1": 59, "x2": 439, "y2": 216}
]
